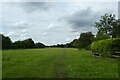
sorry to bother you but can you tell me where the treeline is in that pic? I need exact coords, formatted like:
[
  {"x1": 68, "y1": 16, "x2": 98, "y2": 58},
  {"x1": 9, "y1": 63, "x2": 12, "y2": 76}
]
[
  {"x1": 0, "y1": 31, "x2": 94, "y2": 50},
  {"x1": 49, "y1": 32, "x2": 94, "y2": 49},
  {"x1": 49, "y1": 39, "x2": 79, "y2": 48},
  {"x1": 0, "y1": 34, "x2": 45, "y2": 49}
]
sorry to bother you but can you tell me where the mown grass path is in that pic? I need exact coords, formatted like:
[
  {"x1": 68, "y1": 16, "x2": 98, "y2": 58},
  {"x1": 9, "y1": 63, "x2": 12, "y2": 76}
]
[
  {"x1": 54, "y1": 49, "x2": 65, "y2": 78},
  {"x1": 2, "y1": 48, "x2": 119, "y2": 78}
]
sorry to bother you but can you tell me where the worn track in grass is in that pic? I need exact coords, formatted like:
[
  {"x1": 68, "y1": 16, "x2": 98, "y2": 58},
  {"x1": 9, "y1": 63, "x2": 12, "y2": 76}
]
[{"x1": 54, "y1": 49, "x2": 65, "y2": 78}]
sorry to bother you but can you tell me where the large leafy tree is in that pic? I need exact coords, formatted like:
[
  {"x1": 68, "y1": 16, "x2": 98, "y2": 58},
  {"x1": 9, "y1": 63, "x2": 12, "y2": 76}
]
[
  {"x1": 78, "y1": 32, "x2": 94, "y2": 49},
  {"x1": 95, "y1": 14, "x2": 116, "y2": 38},
  {"x1": 23, "y1": 38, "x2": 35, "y2": 48}
]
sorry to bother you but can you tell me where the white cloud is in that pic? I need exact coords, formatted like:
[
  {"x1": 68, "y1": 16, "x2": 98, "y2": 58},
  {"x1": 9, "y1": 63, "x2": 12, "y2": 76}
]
[
  {"x1": 65, "y1": 38, "x2": 71, "y2": 42},
  {"x1": 0, "y1": 32, "x2": 4, "y2": 34},
  {"x1": 13, "y1": 21, "x2": 31, "y2": 29},
  {"x1": 47, "y1": 23, "x2": 57, "y2": 30},
  {"x1": 21, "y1": 29, "x2": 27, "y2": 33},
  {"x1": 6, "y1": 31, "x2": 15, "y2": 36},
  {"x1": 42, "y1": 32, "x2": 47, "y2": 36},
  {"x1": 20, "y1": 34, "x2": 27, "y2": 37}
]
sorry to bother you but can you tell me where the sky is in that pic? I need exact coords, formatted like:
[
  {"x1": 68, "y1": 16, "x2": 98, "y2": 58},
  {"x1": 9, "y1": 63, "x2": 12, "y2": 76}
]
[{"x1": 0, "y1": 0, "x2": 119, "y2": 45}]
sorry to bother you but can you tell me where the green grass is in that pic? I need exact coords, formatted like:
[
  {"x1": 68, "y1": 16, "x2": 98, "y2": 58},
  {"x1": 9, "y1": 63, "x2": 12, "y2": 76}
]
[{"x1": 2, "y1": 48, "x2": 119, "y2": 78}]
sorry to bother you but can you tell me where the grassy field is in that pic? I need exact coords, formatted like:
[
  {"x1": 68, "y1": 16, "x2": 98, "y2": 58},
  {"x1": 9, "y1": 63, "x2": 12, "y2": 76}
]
[{"x1": 2, "y1": 48, "x2": 119, "y2": 78}]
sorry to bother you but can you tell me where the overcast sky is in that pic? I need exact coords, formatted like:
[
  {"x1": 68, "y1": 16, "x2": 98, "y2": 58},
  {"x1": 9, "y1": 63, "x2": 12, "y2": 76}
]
[{"x1": 1, "y1": 0, "x2": 119, "y2": 45}]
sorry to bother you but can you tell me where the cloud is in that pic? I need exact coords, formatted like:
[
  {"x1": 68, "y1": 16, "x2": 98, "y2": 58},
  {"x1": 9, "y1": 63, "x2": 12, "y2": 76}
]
[
  {"x1": 66, "y1": 7, "x2": 100, "y2": 30},
  {"x1": 0, "y1": 32, "x2": 4, "y2": 34},
  {"x1": 20, "y1": 2, "x2": 51, "y2": 13},
  {"x1": 46, "y1": 23, "x2": 57, "y2": 30},
  {"x1": 6, "y1": 31, "x2": 28, "y2": 40},
  {"x1": 65, "y1": 38, "x2": 71, "y2": 42},
  {"x1": 42, "y1": 32, "x2": 48, "y2": 36},
  {"x1": 13, "y1": 21, "x2": 32, "y2": 29},
  {"x1": 6, "y1": 21, "x2": 30, "y2": 41},
  {"x1": 21, "y1": 29, "x2": 27, "y2": 33},
  {"x1": 6, "y1": 31, "x2": 15, "y2": 36}
]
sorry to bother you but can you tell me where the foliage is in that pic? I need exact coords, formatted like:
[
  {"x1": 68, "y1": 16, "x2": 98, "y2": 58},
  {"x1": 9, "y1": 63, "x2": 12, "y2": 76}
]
[
  {"x1": 12, "y1": 38, "x2": 35, "y2": 49},
  {"x1": 1, "y1": 34, "x2": 12, "y2": 49},
  {"x1": 1, "y1": 34, "x2": 46, "y2": 49},
  {"x1": 49, "y1": 39, "x2": 79, "y2": 48},
  {"x1": 34, "y1": 42, "x2": 45, "y2": 48},
  {"x1": 111, "y1": 38, "x2": 120, "y2": 51},
  {"x1": 65, "y1": 39, "x2": 79, "y2": 48},
  {"x1": 95, "y1": 14, "x2": 120, "y2": 38},
  {"x1": 94, "y1": 32, "x2": 110, "y2": 41},
  {"x1": 95, "y1": 14, "x2": 115, "y2": 37},
  {"x1": 91, "y1": 38, "x2": 120, "y2": 57},
  {"x1": 12, "y1": 41, "x2": 25, "y2": 49},
  {"x1": 23, "y1": 38, "x2": 35, "y2": 48},
  {"x1": 50, "y1": 44, "x2": 65, "y2": 48},
  {"x1": 70, "y1": 39, "x2": 79, "y2": 48},
  {"x1": 78, "y1": 32, "x2": 94, "y2": 49},
  {"x1": 112, "y1": 19, "x2": 120, "y2": 38}
]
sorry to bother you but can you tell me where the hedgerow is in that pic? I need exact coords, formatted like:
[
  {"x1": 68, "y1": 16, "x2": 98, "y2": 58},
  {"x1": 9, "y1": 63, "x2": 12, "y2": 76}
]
[{"x1": 91, "y1": 38, "x2": 120, "y2": 57}]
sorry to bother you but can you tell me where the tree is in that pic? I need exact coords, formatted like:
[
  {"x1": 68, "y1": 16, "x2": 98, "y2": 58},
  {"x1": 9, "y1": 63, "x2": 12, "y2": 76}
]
[
  {"x1": 67, "y1": 39, "x2": 78, "y2": 48},
  {"x1": 23, "y1": 38, "x2": 35, "y2": 48},
  {"x1": 1, "y1": 34, "x2": 46, "y2": 49},
  {"x1": 1, "y1": 34, "x2": 12, "y2": 49},
  {"x1": 12, "y1": 38, "x2": 35, "y2": 49},
  {"x1": 12, "y1": 40, "x2": 25, "y2": 49},
  {"x1": 34, "y1": 42, "x2": 45, "y2": 48},
  {"x1": 78, "y1": 32, "x2": 94, "y2": 49},
  {"x1": 94, "y1": 31, "x2": 110, "y2": 41},
  {"x1": 95, "y1": 14, "x2": 116, "y2": 38},
  {"x1": 112, "y1": 19, "x2": 120, "y2": 38}
]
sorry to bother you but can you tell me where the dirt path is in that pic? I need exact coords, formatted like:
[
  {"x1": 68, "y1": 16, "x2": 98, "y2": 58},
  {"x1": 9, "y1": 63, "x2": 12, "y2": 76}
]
[{"x1": 54, "y1": 49, "x2": 65, "y2": 78}]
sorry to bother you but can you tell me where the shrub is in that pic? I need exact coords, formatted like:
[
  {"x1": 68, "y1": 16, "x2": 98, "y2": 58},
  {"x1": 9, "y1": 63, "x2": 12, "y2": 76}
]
[{"x1": 91, "y1": 38, "x2": 120, "y2": 57}]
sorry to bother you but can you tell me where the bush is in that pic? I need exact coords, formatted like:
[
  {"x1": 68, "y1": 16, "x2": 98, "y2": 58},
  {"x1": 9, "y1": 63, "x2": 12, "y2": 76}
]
[{"x1": 91, "y1": 38, "x2": 120, "y2": 57}]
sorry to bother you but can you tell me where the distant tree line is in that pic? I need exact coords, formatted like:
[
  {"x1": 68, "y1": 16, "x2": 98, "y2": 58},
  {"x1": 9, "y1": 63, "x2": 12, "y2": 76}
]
[
  {"x1": 49, "y1": 32, "x2": 94, "y2": 49},
  {"x1": 0, "y1": 32, "x2": 94, "y2": 50},
  {"x1": 0, "y1": 34, "x2": 45, "y2": 50},
  {"x1": 49, "y1": 39, "x2": 79, "y2": 48}
]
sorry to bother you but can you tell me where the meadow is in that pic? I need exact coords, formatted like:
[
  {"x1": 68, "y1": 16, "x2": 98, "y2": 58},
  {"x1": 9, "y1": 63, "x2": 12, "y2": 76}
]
[{"x1": 2, "y1": 48, "x2": 119, "y2": 78}]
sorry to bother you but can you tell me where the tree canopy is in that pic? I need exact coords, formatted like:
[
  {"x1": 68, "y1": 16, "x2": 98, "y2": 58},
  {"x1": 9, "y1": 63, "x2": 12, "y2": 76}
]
[
  {"x1": 34, "y1": 42, "x2": 45, "y2": 48},
  {"x1": 1, "y1": 34, "x2": 12, "y2": 49},
  {"x1": 95, "y1": 14, "x2": 120, "y2": 38},
  {"x1": 78, "y1": 32, "x2": 94, "y2": 49}
]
